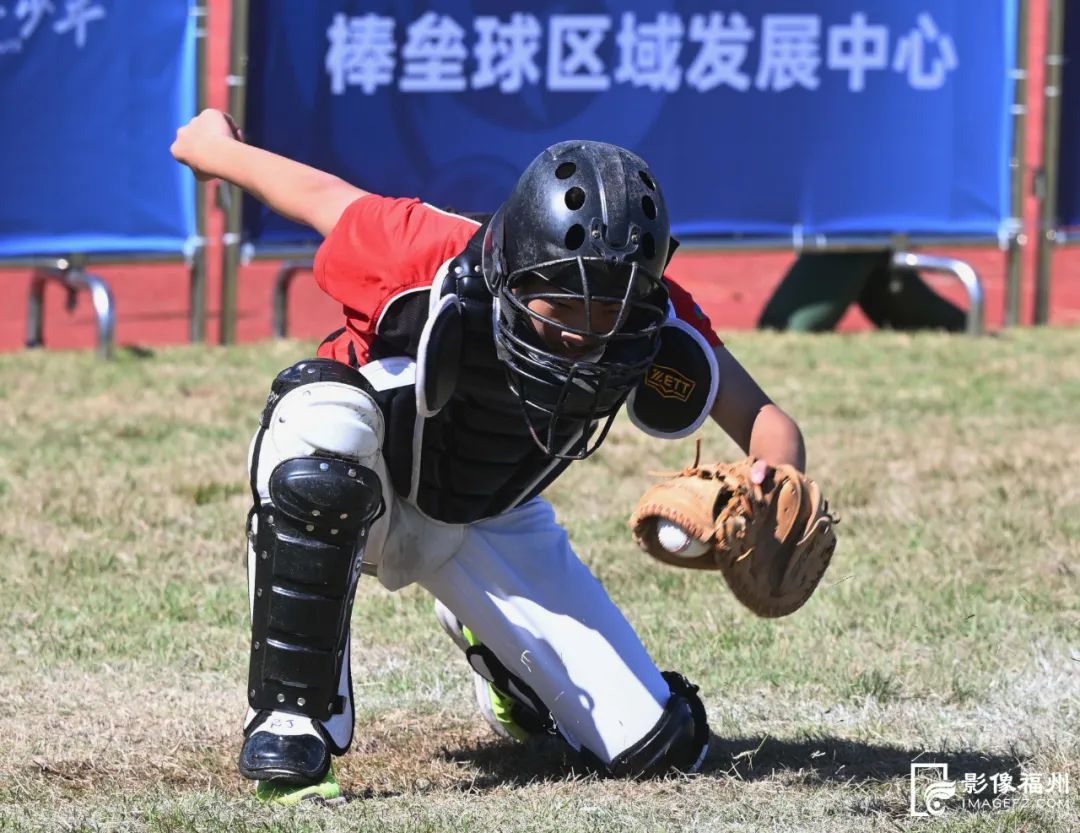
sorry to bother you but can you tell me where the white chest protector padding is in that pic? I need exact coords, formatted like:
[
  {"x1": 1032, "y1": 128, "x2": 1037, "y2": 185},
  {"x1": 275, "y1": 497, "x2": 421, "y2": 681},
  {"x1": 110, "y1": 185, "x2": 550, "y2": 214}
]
[
  {"x1": 626, "y1": 318, "x2": 719, "y2": 439},
  {"x1": 416, "y1": 269, "x2": 464, "y2": 418}
]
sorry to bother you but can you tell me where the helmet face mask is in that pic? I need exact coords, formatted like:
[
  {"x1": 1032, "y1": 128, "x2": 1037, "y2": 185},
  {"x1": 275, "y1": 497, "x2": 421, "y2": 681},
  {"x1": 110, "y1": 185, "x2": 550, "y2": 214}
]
[
  {"x1": 495, "y1": 295, "x2": 660, "y2": 459},
  {"x1": 507, "y1": 261, "x2": 662, "y2": 349},
  {"x1": 482, "y1": 140, "x2": 674, "y2": 459}
]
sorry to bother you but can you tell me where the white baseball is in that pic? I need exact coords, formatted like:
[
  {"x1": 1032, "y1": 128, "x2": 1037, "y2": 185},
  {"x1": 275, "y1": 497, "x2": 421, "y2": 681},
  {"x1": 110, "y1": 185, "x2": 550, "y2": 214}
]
[{"x1": 656, "y1": 519, "x2": 710, "y2": 557}]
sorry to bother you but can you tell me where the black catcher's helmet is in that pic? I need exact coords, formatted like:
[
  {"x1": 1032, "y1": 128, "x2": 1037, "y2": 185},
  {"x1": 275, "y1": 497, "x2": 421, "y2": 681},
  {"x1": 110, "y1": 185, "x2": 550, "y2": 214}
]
[{"x1": 482, "y1": 140, "x2": 672, "y2": 459}]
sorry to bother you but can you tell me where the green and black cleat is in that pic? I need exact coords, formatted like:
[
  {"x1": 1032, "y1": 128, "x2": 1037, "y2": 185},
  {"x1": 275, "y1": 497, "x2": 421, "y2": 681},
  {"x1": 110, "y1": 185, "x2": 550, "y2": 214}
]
[{"x1": 255, "y1": 763, "x2": 344, "y2": 807}]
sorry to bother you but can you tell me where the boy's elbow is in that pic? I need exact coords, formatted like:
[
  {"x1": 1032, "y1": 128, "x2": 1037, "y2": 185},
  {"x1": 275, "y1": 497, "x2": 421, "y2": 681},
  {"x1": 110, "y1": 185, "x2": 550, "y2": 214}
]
[{"x1": 306, "y1": 181, "x2": 368, "y2": 237}]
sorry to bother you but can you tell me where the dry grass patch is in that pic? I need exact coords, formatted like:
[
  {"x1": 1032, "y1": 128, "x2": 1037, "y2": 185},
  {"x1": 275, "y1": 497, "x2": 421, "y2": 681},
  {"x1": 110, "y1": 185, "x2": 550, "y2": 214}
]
[{"x1": 1, "y1": 330, "x2": 1077, "y2": 832}]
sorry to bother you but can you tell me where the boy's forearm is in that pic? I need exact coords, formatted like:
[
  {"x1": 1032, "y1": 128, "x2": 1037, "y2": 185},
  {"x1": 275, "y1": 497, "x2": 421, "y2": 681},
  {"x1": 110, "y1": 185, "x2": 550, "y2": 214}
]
[
  {"x1": 200, "y1": 137, "x2": 357, "y2": 230},
  {"x1": 747, "y1": 404, "x2": 806, "y2": 471}
]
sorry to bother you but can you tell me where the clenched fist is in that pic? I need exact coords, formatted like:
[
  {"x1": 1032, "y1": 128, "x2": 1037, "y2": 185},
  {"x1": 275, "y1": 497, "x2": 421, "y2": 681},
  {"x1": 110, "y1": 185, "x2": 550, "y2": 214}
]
[{"x1": 171, "y1": 108, "x2": 243, "y2": 181}]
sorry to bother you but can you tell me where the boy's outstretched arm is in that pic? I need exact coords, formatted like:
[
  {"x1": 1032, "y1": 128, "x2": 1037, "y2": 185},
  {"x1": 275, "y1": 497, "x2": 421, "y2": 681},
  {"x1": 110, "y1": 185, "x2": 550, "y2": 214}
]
[
  {"x1": 709, "y1": 344, "x2": 806, "y2": 480},
  {"x1": 171, "y1": 108, "x2": 367, "y2": 237}
]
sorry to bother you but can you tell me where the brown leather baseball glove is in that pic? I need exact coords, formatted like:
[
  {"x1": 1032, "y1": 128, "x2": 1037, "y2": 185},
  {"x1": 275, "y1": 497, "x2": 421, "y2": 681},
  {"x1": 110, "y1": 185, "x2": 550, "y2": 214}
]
[{"x1": 629, "y1": 443, "x2": 838, "y2": 618}]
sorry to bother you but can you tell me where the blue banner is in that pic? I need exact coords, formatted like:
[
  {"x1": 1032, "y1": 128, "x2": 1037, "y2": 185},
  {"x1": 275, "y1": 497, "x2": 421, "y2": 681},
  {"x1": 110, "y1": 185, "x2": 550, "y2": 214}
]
[
  {"x1": 1057, "y1": 1, "x2": 1080, "y2": 228},
  {"x1": 243, "y1": 1, "x2": 1016, "y2": 248},
  {"x1": 0, "y1": 1, "x2": 196, "y2": 257}
]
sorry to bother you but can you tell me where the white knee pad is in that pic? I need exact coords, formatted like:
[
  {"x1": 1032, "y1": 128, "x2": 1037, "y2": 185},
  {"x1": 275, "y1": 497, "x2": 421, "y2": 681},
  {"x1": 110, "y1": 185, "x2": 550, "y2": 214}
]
[{"x1": 252, "y1": 382, "x2": 385, "y2": 501}]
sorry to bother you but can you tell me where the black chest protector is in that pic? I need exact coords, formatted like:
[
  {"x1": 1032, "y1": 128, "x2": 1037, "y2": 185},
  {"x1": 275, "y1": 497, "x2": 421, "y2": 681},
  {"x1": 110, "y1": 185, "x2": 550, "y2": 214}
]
[
  {"x1": 360, "y1": 223, "x2": 720, "y2": 525},
  {"x1": 368, "y1": 223, "x2": 589, "y2": 524}
]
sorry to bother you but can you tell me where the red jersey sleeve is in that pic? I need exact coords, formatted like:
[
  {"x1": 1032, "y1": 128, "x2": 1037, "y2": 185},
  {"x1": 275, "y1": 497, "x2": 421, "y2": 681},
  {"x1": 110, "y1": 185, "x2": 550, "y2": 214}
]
[
  {"x1": 664, "y1": 276, "x2": 722, "y2": 347},
  {"x1": 313, "y1": 195, "x2": 479, "y2": 346}
]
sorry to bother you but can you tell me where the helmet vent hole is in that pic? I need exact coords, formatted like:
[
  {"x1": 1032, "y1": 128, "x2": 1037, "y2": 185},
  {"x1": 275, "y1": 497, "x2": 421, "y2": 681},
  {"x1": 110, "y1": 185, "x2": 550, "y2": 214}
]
[
  {"x1": 565, "y1": 224, "x2": 586, "y2": 250},
  {"x1": 639, "y1": 170, "x2": 655, "y2": 190},
  {"x1": 641, "y1": 195, "x2": 656, "y2": 220},
  {"x1": 642, "y1": 232, "x2": 655, "y2": 260},
  {"x1": 556, "y1": 162, "x2": 577, "y2": 180},
  {"x1": 565, "y1": 187, "x2": 586, "y2": 211}
]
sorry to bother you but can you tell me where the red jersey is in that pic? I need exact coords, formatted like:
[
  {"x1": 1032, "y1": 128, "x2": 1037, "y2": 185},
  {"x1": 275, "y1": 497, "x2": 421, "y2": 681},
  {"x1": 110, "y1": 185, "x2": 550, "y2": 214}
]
[{"x1": 313, "y1": 195, "x2": 720, "y2": 366}]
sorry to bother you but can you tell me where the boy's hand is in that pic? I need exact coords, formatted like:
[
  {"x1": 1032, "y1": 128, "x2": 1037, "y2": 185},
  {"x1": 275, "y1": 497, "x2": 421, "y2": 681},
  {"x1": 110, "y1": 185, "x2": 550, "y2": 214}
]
[{"x1": 171, "y1": 109, "x2": 243, "y2": 181}]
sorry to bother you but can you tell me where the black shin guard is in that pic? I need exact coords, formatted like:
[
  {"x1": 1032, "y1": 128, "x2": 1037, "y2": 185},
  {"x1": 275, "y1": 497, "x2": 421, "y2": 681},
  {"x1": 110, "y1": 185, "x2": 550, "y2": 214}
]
[{"x1": 247, "y1": 456, "x2": 383, "y2": 722}]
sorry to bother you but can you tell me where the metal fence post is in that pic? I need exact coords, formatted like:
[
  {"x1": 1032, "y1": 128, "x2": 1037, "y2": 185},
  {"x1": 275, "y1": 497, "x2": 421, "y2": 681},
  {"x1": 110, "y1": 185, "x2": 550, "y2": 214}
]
[
  {"x1": 220, "y1": 0, "x2": 249, "y2": 345},
  {"x1": 1005, "y1": 0, "x2": 1030, "y2": 327},
  {"x1": 1035, "y1": 0, "x2": 1065, "y2": 325},
  {"x1": 189, "y1": 0, "x2": 209, "y2": 343}
]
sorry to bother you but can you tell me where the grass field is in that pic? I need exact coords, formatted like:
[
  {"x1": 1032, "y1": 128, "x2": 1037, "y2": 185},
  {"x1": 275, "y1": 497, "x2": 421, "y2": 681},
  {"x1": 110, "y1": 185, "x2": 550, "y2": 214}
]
[{"x1": 0, "y1": 330, "x2": 1077, "y2": 832}]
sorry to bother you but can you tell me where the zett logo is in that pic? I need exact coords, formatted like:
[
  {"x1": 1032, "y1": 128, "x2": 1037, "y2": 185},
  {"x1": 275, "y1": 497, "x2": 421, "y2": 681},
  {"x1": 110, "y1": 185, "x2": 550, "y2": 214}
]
[{"x1": 645, "y1": 365, "x2": 695, "y2": 402}]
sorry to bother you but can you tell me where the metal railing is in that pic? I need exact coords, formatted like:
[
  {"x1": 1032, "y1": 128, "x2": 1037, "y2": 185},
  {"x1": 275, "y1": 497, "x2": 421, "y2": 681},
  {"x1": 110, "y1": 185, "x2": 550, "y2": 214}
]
[
  {"x1": 25, "y1": 259, "x2": 116, "y2": 359},
  {"x1": 272, "y1": 259, "x2": 316, "y2": 339},
  {"x1": 892, "y1": 252, "x2": 984, "y2": 335}
]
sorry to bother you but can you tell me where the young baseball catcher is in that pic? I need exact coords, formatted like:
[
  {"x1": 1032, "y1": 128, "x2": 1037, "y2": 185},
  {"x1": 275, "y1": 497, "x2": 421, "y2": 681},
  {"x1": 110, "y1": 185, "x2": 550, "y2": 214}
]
[{"x1": 171, "y1": 109, "x2": 836, "y2": 805}]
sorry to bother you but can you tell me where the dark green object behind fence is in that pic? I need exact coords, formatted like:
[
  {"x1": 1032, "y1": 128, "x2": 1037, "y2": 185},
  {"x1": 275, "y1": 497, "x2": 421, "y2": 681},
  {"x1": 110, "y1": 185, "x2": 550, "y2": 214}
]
[{"x1": 758, "y1": 252, "x2": 966, "y2": 332}]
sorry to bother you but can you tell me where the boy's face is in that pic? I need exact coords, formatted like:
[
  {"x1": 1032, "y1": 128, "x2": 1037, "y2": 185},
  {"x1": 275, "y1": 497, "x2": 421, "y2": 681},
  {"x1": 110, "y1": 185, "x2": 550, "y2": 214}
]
[{"x1": 512, "y1": 273, "x2": 622, "y2": 360}]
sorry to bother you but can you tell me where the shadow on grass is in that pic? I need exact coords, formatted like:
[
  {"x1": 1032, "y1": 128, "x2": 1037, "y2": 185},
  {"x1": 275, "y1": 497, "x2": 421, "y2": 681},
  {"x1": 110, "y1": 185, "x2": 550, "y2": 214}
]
[
  {"x1": 441, "y1": 736, "x2": 587, "y2": 791},
  {"x1": 118, "y1": 344, "x2": 156, "y2": 359},
  {"x1": 442, "y1": 732, "x2": 1026, "y2": 793},
  {"x1": 702, "y1": 734, "x2": 1024, "y2": 785}
]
